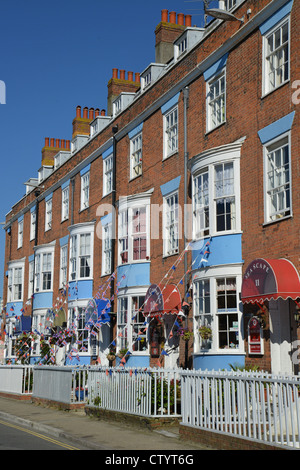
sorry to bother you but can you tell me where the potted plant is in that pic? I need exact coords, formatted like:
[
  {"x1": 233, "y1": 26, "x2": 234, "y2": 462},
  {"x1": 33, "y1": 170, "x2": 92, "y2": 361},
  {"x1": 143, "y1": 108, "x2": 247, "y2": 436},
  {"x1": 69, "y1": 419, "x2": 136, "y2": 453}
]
[
  {"x1": 106, "y1": 351, "x2": 116, "y2": 362},
  {"x1": 199, "y1": 326, "x2": 212, "y2": 340},
  {"x1": 117, "y1": 348, "x2": 128, "y2": 358},
  {"x1": 180, "y1": 328, "x2": 194, "y2": 342}
]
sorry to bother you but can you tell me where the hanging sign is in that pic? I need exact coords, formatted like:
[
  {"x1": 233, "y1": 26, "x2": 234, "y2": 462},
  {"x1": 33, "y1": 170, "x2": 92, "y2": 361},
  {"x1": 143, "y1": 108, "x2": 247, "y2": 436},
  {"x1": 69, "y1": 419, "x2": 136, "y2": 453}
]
[{"x1": 248, "y1": 316, "x2": 263, "y2": 355}]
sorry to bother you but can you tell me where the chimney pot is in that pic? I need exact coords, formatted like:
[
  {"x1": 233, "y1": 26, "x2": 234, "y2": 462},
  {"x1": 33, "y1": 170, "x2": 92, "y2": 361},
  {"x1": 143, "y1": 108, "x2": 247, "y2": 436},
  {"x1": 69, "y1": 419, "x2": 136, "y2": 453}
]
[
  {"x1": 45, "y1": 137, "x2": 49, "y2": 147},
  {"x1": 135, "y1": 72, "x2": 140, "y2": 83},
  {"x1": 161, "y1": 9, "x2": 168, "y2": 22},
  {"x1": 66, "y1": 140, "x2": 70, "y2": 149},
  {"x1": 56, "y1": 139, "x2": 60, "y2": 148},
  {"x1": 128, "y1": 71, "x2": 133, "y2": 81},
  {"x1": 185, "y1": 14, "x2": 192, "y2": 27},
  {"x1": 50, "y1": 138, "x2": 55, "y2": 147},
  {"x1": 61, "y1": 139, "x2": 65, "y2": 148},
  {"x1": 76, "y1": 105, "x2": 81, "y2": 118},
  {"x1": 112, "y1": 68, "x2": 118, "y2": 79},
  {"x1": 119, "y1": 69, "x2": 125, "y2": 80},
  {"x1": 169, "y1": 11, "x2": 176, "y2": 24},
  {"x1": 177, "y1": 13, "x2": 184, "y2": 25},
  {"x1": 95, "y1": 108, "x2": 100, "y2": 117},
  {"x1": 100, "y1": 109, "x2": 106, "y2": 116},
  {"x1": 89, "y1": 108, "x2": 94, "y2": 120},
  {"x1": 83, "y1": 107, "x2": 88, "y2": 119}
]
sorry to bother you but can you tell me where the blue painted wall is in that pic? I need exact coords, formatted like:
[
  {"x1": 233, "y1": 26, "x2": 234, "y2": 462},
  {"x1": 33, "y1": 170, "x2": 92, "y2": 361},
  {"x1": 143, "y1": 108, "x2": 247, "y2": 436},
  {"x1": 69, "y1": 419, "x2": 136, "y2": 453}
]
[
  {"x1": 191, "y1": 233, "x2": 243, "y2": 269},
  {"x1": 193, "y1": 354, "x2": 245, "y2": 371},
  {"x1": 117, "y1": 262, "x2": 150, "y2": 289},
  {"x1": 68, "y1": 280, "x2": 93, "y2": 301},
  {"x1": 6, "y1": 301, "x2": 23, "y2": 317},
  {"x1": 32, "y1": 292, "x2": 53, "y2": 310}
]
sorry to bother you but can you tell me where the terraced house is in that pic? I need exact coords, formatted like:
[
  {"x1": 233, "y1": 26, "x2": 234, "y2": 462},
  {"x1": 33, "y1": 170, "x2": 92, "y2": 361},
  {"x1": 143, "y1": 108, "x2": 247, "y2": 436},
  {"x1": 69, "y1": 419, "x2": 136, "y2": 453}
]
[{"x1": 2, "y1": 0, "x2": 300, "y2": 374}]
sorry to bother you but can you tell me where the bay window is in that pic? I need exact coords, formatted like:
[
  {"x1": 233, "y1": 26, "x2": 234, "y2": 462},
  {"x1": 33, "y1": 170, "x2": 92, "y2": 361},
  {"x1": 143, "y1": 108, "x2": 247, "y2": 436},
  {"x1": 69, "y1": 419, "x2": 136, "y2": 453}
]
[
  {"x1": 68, "y1": 223, "x2": 94, "y2": 282},
  {"x1": 191, "y1": 139, "x2": 243, "y2": 239},
  {"x1": 7, "y1": 261, "x2": 25, "y2": 303},
  {"x1": 193, "y1": 266, "x2": 242, "y2": 353},
  {"x1": 117, "y1": 293, "x2": 148, "y2": 354},
  {"x1": 118, "y1": 191, "x2": 152, "y2": 265},
  {"x1": 34, "y1": 245, "x2": 54, "y2": 293}
]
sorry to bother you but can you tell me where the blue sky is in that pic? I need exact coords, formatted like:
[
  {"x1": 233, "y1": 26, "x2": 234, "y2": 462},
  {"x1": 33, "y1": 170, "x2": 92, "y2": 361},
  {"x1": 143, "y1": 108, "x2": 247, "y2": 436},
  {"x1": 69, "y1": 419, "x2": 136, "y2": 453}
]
[{"x1": 0, "y1": 0, "x2": 216, "y2": 297}]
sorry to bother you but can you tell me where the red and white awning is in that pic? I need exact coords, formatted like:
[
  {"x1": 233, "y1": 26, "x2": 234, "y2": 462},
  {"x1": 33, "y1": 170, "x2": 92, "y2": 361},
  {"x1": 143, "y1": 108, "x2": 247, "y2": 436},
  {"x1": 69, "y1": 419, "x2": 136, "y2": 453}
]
[{"x1": 241, "y1": 258, "x2": 300, "y2": 304}]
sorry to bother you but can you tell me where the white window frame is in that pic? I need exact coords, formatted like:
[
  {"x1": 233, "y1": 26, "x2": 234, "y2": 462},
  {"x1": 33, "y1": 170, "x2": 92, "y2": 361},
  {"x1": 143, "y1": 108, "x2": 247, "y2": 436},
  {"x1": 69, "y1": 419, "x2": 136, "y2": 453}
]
[
  {"x1": 80, "y1": 172, "x2": 90, "y2": 211},
  {"x1": 163, "y1": 105, "x2": 178, "y2": 159},
  {"x1": 68, "y1": 303, "x2": 94, "y2": 356},
  {"x1": 28, "y1": 260, "x2": 34, "y2": 299},
  {"x1": 130, "y1": 131, "x2": 142, "y2": 179},
  {"x1": 206, "y1": 68, "x2": 226, "y2": 132},
  {"x1": 191, "y1": 140, "x2": 243, "y2": 240},
  {"x1": 118, "y1": 192, "x2": 152, "y2": 265},
  {"x1": 193, "y1": 265, "x2": 243, "y2": 354},
  {"x1": 117, "y1": 289, "x2": 149, "y2": 355},
  {"x1": 163, "y1": 190, "x2": 179, "y2": 257},
  {"x1": 34, "y1": 243, "x2": 55, "y2": 293},
  {"x1": 60, "y1": 244, "x2": 68, "y2": 288},
  {"x1": 103, "y1": 154, "x2": 113, "y2": 197},
  {"x1": 61, "y1": 186, "x2": 69, "y2": 221},
  {"x1": 263, "y1": 132, "x2": 291, "y2": 223},
  {"x1": 68, "y1": 223, "x2": 94, "y2": 282},
  {"x1": 18, "y1": 219, "x2": 23, "y2": 248},
  {"x1": 102, "y1": 222, "x2": 112, "y2": 276},
  {"x1": 45, "y1": 198, "x2": 52, "y2": 231},
  {"x1": 7, "y1": 260, "x2": 25, "y2": 303},
  {"x1": 30, "y1": 209, "x2": 36, "y2": 241},
  {"x1": 262, "y1": 16, "x2": 290, "y2": 96}
]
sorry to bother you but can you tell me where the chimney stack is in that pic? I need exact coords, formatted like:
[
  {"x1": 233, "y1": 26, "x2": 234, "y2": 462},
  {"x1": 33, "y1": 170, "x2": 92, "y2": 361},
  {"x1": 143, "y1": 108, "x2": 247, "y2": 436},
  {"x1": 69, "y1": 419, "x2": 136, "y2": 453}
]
[
  {"x1": 42, "y1": 136, "x2": 71, "y2": 166},
  {"x1": 72, "y1": 105, "x2": 98, "y2": 138},
  {"x1": 107, "y1": 68, "x2": 140, "y2": 116},
  {"x1": 155, "y1": 10, "x2": 191, "y2": 64}
]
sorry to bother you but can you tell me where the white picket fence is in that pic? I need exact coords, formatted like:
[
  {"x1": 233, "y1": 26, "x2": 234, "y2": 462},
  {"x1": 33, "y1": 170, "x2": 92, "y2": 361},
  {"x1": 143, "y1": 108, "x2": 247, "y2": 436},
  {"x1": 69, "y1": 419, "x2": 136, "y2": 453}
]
[
  {"x1": 88, "y1": 367, "x2": 181, "y2": 417},
  {"x1": 180, "y1": 369, "x2": 300, "y2": 449}
]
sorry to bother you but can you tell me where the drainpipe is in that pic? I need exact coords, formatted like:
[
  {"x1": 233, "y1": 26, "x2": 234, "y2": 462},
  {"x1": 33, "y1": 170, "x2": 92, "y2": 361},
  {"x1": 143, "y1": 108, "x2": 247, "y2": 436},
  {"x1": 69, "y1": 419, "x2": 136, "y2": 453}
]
[
  {"x1": 32, "y1": 188, "x2": 41, "y2": 301},
  {"x1": 111, "y1": 124, "x2": 118, "y2": 347},
  {"x1": 70, "y1": 177, "x2": 75, "y2": 226},
  {"x1": 183, "y1": 86, "x2": 189, "y2": 368}
]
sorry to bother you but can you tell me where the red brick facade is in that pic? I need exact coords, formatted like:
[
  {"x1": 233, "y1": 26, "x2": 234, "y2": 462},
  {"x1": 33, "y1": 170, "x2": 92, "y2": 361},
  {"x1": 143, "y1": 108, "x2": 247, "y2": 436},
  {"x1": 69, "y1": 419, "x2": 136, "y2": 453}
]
[{"x1": 2, "y1": 0, "x2": 300, "y2": 372}]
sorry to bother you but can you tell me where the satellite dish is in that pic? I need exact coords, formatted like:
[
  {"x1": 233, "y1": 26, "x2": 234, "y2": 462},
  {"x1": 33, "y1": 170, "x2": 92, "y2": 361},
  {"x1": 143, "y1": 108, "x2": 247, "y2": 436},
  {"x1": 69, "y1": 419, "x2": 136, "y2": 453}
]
[{"x1": 205, "y1": 7, "x2": 244, "y2": 22}]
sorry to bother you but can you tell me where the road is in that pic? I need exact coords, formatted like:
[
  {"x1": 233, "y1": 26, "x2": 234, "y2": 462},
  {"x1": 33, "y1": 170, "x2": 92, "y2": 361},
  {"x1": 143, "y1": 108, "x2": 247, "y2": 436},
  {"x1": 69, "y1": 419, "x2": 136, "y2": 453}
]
[{"x1": 0, "y1": 418, "x2": 90, "y2": 450}]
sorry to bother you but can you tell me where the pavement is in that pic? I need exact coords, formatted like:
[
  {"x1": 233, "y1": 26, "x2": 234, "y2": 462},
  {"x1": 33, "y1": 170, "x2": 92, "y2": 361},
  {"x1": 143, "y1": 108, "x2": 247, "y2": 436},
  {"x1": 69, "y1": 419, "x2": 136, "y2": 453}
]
[{"x1": 0, "y1": 396, "x2": 213, "y2": 451}]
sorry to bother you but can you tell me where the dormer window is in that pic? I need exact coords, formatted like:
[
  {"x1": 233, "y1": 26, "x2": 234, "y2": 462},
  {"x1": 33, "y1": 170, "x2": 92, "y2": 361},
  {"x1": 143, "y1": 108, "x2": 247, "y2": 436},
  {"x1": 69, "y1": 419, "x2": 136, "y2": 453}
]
[
  {"x1": 71, "y1": 135, "x2": 89, "y2": 154},
  {"x1": 112, "y1": 93, "x2": 135, "y2": 117},
  {"x1": 140, "y1": 64, "x2": 166, "y2": 92},
  {"x1": 225, "y1": 0, "x2": 237, "y2": 10},
  {"x1": 174, "y1": 28, "x2": 204, "y2": 62},
  {"x1": 178, "y1": 37, "x2": 187, "y2": 56}
]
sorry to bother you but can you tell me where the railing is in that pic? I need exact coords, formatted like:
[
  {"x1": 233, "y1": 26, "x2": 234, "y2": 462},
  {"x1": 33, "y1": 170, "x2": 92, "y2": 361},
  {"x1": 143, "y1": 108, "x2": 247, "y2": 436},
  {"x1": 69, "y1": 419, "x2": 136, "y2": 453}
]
[
  {"x1": 32, "y1": 365, "x2": 89, "y2": 405},
  {"x1": 88, "y1": 367, "x2": 181, "y2": 418},
  {"x1": 181, "y1": 369, "x2": 300, "y2": 449},
  {"x1": 0, "y1": 365, "x2": 34, "y2": 396}
]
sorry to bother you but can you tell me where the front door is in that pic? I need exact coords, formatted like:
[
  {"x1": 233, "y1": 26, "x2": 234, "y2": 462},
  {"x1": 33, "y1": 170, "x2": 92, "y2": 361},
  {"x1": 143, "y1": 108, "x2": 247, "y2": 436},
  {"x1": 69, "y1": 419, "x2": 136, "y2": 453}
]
[{"x1": 269, "y1": 299, "x2": 293, "y2": 375}]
